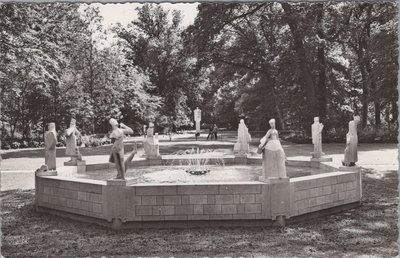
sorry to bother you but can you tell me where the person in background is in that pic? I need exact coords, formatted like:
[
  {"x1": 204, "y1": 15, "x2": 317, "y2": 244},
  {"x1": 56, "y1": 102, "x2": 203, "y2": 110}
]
[
  {"x1": 207, "y1": 124, "x2": 214, "y2": 140},
  {"x1": 213, "y1": 124, "x2": 218, "y2": 140}
]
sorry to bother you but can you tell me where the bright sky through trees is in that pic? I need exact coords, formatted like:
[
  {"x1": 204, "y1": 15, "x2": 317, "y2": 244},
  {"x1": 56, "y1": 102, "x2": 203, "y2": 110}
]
[{"x1": 80, "y1": 3, "x2": 199, "y2": 27}]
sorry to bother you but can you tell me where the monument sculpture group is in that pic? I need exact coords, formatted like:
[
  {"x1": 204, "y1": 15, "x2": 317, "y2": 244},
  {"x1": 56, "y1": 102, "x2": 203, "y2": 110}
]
[{"x1": 41, "y1": 113, "x2": 361, "y2": 181}]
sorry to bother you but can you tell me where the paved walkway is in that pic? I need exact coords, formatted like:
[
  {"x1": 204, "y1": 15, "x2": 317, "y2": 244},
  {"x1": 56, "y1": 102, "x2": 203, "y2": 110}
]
[{"x1": 1, "y1": 139, "x2": 397, "y2": 191}]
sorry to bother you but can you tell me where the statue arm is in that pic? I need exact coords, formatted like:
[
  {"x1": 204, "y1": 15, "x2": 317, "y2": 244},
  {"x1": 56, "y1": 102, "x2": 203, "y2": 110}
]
[
  {"x1": 66, "y1": 127, "x2": 74, "y2": 136},
  {"x1": 259, "y1": 130, "x2": 271, "y2": 147},
  {"x1": 74, "y1": 128, "x2": 81, "y2": 138},
  {"x1": 120, "y1": 123, "x2": 133, "y2": 135}
]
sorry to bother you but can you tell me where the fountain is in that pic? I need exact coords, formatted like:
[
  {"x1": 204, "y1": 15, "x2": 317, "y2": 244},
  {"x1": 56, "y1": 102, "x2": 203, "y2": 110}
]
[{"x1": 34, "y1": 119, "x2": 362, "y2": 230}]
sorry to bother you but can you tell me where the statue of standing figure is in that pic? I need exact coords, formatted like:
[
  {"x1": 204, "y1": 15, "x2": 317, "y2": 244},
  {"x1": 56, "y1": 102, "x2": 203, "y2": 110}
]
[
  {"x1": 65, "y1": 118, "x2": 82, "y2": 165},
  {"x1": 258, "y1": 119, "x2": 287, "y2": 179},
  {"x1": 311, "y1": 117, "x2": 324, "y2": 159},
  {"x1": 143, "y1": 122, "x2": 160, "y2": 159},
  {"x1": 342, "y1": 115, "x2": 361, "y2": 166},
  {"x1": 44, "y1": 122, "x2": 57, "y2": 170},
  {"x1": 234, "y1": 119, "x2": 252, "y2": 154},
  {"x1": 109, "y1": 118, "x2": 136, "y2": 180}
]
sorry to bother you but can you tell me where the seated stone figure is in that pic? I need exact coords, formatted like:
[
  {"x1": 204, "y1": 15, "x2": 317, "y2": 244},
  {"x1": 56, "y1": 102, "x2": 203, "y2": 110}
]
[
  {"x1": 258, "y1": 119, "x2": 287, "y2": 179},
  {"x1": 143, "y1": 122, "x2": 160, "y2": 159}
]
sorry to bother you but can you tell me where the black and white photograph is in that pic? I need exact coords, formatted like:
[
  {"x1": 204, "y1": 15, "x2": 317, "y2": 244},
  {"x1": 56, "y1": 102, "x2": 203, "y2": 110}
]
[{"x1": 0, "y1": 1, "x2": 398, "y2": 257}]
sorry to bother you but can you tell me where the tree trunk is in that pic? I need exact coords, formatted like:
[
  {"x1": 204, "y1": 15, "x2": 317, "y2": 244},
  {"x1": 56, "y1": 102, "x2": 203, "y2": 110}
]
[
  {"x1": 360, "y1": 64, "x2": 369, "y2": 128},
  {"x1": 374, "y1": 101, "x2": 381, "y2": 127},
  {"x1": 315, "y1": 4, "x2": 327, "y2": 120},
  {"x1": 281, "y1": 3, "x2": 317, "y2": 117}
]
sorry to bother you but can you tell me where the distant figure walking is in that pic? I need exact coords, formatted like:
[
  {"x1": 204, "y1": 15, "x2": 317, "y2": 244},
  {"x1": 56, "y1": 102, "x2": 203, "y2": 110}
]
[
  {"x1": 213, "y1": 124, "x2": 218, "y2": 140},
  {"x1": 207, "y1": 124, "x2": 214, "y2": 140}
]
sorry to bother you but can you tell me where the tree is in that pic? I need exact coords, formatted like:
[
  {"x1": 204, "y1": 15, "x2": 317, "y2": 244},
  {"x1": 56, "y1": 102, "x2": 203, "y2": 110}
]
[{"x1": 114, "y1": 4, "x2": 202, "y2": 130}]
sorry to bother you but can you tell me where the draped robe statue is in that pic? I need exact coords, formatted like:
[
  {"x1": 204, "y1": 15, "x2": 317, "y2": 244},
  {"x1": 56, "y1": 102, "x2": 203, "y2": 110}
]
[
  {"x1": 311, "y1": 117, "x2": 324, "y2": 158},
  {"x1": 234, "y1": 119, "x2": 251, "y2": 154},
  {"x1": 45, "y1": 123, "x2": 57, "y2": 170},
  {"x1": 143, "y1": 122, "x2": 160, "y2": 159},
  {"x1": 342, "y1": 116, "x2": 360, "y2": 166}
]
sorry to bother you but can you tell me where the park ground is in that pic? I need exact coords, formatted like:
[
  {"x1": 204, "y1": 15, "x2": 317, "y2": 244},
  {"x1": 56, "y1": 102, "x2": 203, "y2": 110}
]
[{"x1": 1, "y1": 133, "x2": 398, "y2": 257}]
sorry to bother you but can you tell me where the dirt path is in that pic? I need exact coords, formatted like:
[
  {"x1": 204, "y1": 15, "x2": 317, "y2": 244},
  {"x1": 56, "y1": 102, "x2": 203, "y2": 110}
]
[{"x1": 1, "y1": 141, "x2": 397, "y2": 191}]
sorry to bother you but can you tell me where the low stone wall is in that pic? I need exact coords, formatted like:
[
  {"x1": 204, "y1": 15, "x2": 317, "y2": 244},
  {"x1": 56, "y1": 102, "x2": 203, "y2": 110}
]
[
  {"x1": 290, "y1": 171, "x2": 361, "y2": 217},
  {"x1": 125, "y1": 183, "x2": 265, "y2": 223},
  {"x1": 36, "y1": 177, "x2": 105, "y2": 219},
  {"x1": 35, "y1": 159, "x2": 362, "y2": 229}
]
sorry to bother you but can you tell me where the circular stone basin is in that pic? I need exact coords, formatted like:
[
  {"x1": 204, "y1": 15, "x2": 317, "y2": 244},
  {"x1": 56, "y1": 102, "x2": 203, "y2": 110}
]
[{"x1": 78, "y1": 165, "x2": 322, "y2": 184}]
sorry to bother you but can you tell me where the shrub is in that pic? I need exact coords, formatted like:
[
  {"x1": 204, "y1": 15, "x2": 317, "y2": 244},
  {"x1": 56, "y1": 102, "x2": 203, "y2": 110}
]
[
  {"x1": 81, "y1": 135, "x2": 110, "y2": 148},
  {"x1": 11, "y1": 141, "x2": 21, "y2": 149}
]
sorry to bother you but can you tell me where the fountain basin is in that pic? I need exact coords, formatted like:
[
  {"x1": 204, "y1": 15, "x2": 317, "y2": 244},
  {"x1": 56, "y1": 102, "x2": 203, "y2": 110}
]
[{"x1": 35, "y1": 156, "x2": 362, "y2": 229}]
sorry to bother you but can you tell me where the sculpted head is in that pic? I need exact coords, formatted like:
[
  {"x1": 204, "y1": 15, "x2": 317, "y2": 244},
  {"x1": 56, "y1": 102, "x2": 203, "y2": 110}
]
[
  {"x1": 109, "y1": 118, "x2": 118, "y2": 128},
  {"x1": 269, "y1": 118, "x2": 276, "y2": 129},
  {"x1": 354, "y1": 115, "x2": 361, "y2": 124},
  {"x1": 149, "y1": 122, "x2": 154, "y2": 128},
  {"x1": 240, "y1": 119, "x2": 244, "y2": 124},
  {"x1": 314, "y1": 117, "x2": 319, "y2": 123},
  {"x1": 69, "y1": 118, "x2": 76, "y2": 127},
  {"x1": 48, "y1": 122, "x2": 55, "y2": 131}
]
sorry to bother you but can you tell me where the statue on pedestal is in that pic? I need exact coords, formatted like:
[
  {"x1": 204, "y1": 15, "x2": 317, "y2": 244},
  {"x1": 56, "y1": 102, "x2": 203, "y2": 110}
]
[
  {"x1": 342, "y1": 115, "x2": 360, "y2": 166},
  {"x1": 311, "y1": 117, "x2": 324, "y2": 159},
  {"x1": 258, "y1": 119, "x2": 286, "y2": 179},
  {"x1": 45, "y1": 122, "x2": 57, "y2": 170},
  {"x1": 109, "y1": 118, "x2": 135, "y2": 180},
  {"x1": 143, "y1": 122, "x2": 160, "y2": 159},
  {"x1": 234, "y1": 119, "x2": 251, "y2": 155},
  {"x1": 65, "y1": 118, "x2": 82, "y2": 164}
]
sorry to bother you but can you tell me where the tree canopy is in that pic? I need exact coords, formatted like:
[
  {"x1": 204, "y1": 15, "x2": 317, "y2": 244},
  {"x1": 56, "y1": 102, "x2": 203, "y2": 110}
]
[{"x1": 0, "y1": 2, "x2": 398, "y2": 148}]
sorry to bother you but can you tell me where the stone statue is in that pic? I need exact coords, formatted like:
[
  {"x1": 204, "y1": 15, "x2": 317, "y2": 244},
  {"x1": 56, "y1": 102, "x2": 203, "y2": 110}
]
[
  {"x1": 44, "y1": 122, "x2": 57, "y2": 170},
  {"x1": 234, "y1": 119, "x2": 252, "y2": 154},
  {"x1": 65, "y1": 118, "x2": 82, "y2": 164},
  {"x1": 109, "y1": 118, "x2": 136, "y2": 180},
  {"x1": 258, "y1": 119, "x2": 286, "y2": 179},
  {"x1": 311, "y1": 117, "x2": 324, "y2": 159},
  {"x1": 342, "y1": 115, "x2": 360, "y2": 166},
  {"x1": 143, "y1": 122, "x2": 160, "y2": 159}
]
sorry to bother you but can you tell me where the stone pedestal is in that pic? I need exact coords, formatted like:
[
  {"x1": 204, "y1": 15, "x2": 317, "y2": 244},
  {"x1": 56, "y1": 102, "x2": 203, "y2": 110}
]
[
  {"x1": 106, "y1": 179, "x2": 127, "y2": 186},
  {"x1": 143, "y1": 141, "x2": 161, "y2": 160},
  {"x1": 234, "y1": 154, "x2": 247, "y2": 165},
  {"x1": 263, "y1": 177, "x2": 290, "y2": 221},
  {"x1": 233, "y1": 143, "x2": 241, "y2": 152},
  {"x1": 104, "y1": 179, "x2": 127, "y2": 224},
  {"x1": 64, "y1": 159, "x2": 86, "y2": 173},
  {"x1": 148, "y1": 156, "x2": 162, "y2": 165},
  {"x1": 339, "y1": 166, "x2": 361, "y2": 172},
  {"x1": 64, "y1": 157, "x2": 86, "y2": 166},
  {"x1": 35, "y1": 170, "x2": 58, "y2": 177},
  {"x1": 310, "y1": 157, "x2": 333, "y2": 162}
]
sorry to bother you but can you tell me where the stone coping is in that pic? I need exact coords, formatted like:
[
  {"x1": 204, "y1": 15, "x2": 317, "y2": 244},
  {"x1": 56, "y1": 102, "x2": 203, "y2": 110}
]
[
  {"x1": 40, "y1": 175, "x2": 107, "y2": 185},
  {"x1": 290, "y1": 171, "x2": 356, "y2": 182},
  {"x1": 131, "y1": 181, "x2": 264, "y2": 187},
  {"x1": 40, "y1": 170, "x2": 358, "y2": 186}
]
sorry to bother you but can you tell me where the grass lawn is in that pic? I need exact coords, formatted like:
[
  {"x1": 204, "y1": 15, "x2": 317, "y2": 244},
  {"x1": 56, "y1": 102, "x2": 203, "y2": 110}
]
[{"x1": 1, "y1": 168, "x2": 398, "y2": 257}]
